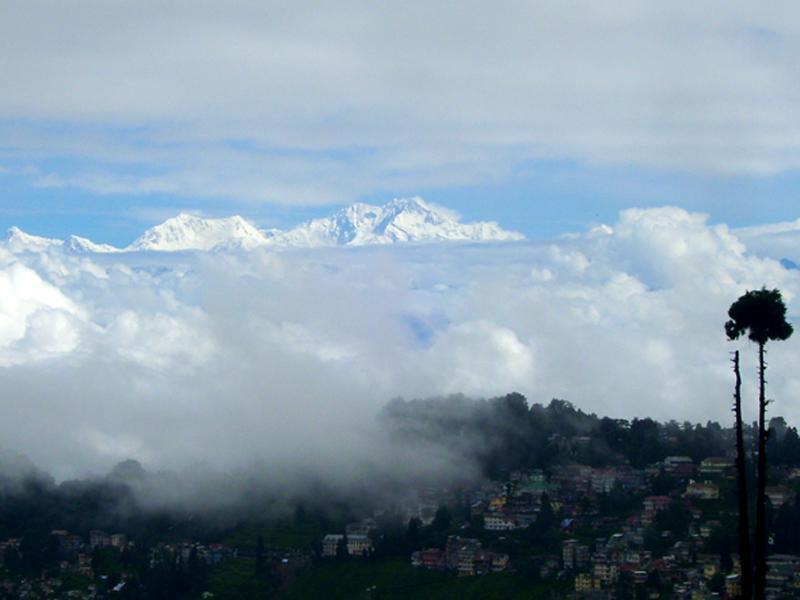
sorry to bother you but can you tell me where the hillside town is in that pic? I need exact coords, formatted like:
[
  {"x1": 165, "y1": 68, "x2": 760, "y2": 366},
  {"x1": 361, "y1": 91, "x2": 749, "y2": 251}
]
[
  {"x1": 2, "y1": 397, "x2": 800, "y2": 598},
  {"x1": 313, "y1": 452, "x2": 800, "y2": 598},
  {"x1": 2, "y1": 455, "x2": 800, "y2": 598}
]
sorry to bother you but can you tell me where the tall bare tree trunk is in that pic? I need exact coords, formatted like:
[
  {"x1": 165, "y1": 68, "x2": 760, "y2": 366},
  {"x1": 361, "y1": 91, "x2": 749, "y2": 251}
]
[
  {"x1": 754, "y1": 342, "x2": 767, "y2": 599},
  {"x1": 733, "y1": 350, "x2": 752, "y2": 598}
]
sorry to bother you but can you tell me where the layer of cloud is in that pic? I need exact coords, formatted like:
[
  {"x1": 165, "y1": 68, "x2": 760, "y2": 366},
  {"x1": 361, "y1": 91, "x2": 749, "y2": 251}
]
[
  {"x1": 0, "y1": 207, "x2": 798, "y2": 484},
  {"x1": 2, "y1": 3, "x2": 800, "y2": 202},
  {"x1": 735, "y1": 219, "x2": 800, "y2": 266}
]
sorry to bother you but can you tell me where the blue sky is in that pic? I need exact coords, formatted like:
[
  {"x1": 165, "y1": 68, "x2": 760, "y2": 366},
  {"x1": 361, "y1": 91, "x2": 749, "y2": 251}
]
[
  {"x1": 1, "y1": 2, "x2": 800, "y2": 244},
  {"x1": 2, "y1": 157, "x2": 798, "y2": 247}
]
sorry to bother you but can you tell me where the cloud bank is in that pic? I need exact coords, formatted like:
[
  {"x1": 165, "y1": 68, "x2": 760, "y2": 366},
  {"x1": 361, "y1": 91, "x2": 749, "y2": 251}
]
[
  {"x1": 0, "y1": 206, "x2": 797, "y2": 483},
  {"x1": 2, "y1": 2, "x2": 800, "y2": 202}
]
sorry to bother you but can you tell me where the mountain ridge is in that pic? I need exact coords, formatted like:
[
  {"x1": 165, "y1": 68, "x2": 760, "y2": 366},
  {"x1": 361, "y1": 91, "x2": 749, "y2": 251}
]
[{"x1": 2, "y1": 198, "x2": 524, "y2": 253}]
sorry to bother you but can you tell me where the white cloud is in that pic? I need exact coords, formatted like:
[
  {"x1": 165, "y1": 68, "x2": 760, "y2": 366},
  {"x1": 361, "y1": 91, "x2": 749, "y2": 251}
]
[
  {"x1": 104, "y1": 310, "x2": 213, "y2": 371},
  {"x1": 425, "y1": 320, "x2": 536, "y2": 397},
  {"x1": 2, "y1": 3, "x2": 800, "y2": 201},
  {"x1": 0, "y1": 257, "x2": 84, "y2": 363},
  {"x1": 0, "y1": 206, "x2": 798, "y2": 480}
]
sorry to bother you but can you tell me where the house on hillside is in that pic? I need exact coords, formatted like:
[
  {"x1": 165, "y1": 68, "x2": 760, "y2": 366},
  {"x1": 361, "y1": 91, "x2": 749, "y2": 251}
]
[
  {"x1": 663, "y1": 456, "x2": 695, "y2": 477},
  {"x1": 699, "y1": 456, "x2": 734, "y2": 477},
  {"x1": 346, "y1": 535, "x2": 373, "y2": 557},
  {"x1": 684, "y1": 480, "x2": 720, "y2": 500},
  {"x1": 643, "y1": 495, "x2": 671, "y2": 513},
  {"x1": 321, "y1": 534, "x2": 344, "y2": 557},
  {"x1": 765, "y1": 485, "x2": 796, "y2": 507},
  {"x1": 483, "y1": 513, "x2": 515, "y2": 531},
  {"x1": 89, "y1": 530, "x2": 110, "y2": 549}
]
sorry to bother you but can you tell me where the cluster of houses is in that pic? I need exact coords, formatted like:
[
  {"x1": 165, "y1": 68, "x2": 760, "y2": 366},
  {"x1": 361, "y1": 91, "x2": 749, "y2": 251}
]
[
  {"x1": 0, "y1": 527, "x2": 238, "y2": 598},
  {"x1": 0, "y1": 528, "x2": 130, "y2": 580},
  {"x1": 149, "y1": 541, "x2": 238, "y2": 567},
  {"x1": 0, "y1": 529, "x2": 131, "y2": 598},
  {"x1": 552, "y1": 458, "x2": 800, "y2": 598},
  {"x1": 313, "y1": 453, "x2": 800, "y2": 593},
  {"x1": 473, "y1": 471, "x2": 551, "y2": 531},
  {"x1": 566, "y1": 528, "x2": 800, "y2": 598},
  {"x1": 411, "y1": 536, "x2": 510, "y2": 576},
  {"x1": 320, "y1": 515, "x2": 513, "y2": 578},
  {"x1": 4, "y1": 448, "x2": 800, "y2": 597},
  {"x1": 321, "y1": 518, "x2": 378, "y2": 558},
  {"x1": 0, "y1": 576, "x2": 96, "y2": 599},
  {"x1": 394, "y1": 454, "x2": 800, "y2": 596},
  {"x1": 564, "y1": 520, "x2": 741, "y2": 597}
]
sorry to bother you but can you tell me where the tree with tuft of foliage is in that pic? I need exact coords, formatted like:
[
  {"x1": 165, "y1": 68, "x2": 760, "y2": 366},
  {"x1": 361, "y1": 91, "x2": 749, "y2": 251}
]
[{"x1": 726, "y1": 287, "x2": 793, "y2": 599}]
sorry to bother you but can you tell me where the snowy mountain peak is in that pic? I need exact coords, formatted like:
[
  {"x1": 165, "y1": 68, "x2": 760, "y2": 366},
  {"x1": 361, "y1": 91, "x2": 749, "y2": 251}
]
[
  {"x1": 66, "y1": 235, "x2": 121, "y2": 254},
  {"x1": 3, "y1": 228, "x2": 122, "y2": 254},
  {"x1": 4, "y1": 227, "x2": 62, "y2": 253},
  {"x1": 267, "y1": 197, "x2": 524, "y2": 247},
  {"x1": 384, "y1": 196, "x2": 436, "y2": 215},
  {"x1": 128, "y1": 213, "x2": 267, "y2": 252}
]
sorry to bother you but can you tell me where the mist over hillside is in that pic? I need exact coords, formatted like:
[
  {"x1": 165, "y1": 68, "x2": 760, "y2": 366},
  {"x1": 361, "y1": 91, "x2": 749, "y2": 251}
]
[{"x1": 3, "y1": 392, "x2": 798, "y2": 522}]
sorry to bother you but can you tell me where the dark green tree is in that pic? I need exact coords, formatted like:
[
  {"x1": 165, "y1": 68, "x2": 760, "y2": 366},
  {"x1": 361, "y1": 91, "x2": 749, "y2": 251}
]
[
  {"x1": 405, "y1": 517, "x2": 421, "y2": 551},
  {"x1": 336, "y1": 533, "x2": 349, "y2": 560},
  {"x1": 3, "y1": 545, "x2": 21, "y2": 573},
  {"x1": 535, "y1": 493, "x2": 555, "y2": 533},
  {"x1": 255, "y1": 535, "x2": 265, "y2": 578},
  {"x1": 432, "y1": 505, "x2": 452, "y2": 533},
  {"x1": 773, "y1": 497, "x2": 800, "y2": 554},
  {"x1": 726, "y1": 287, "x2": 793, "y2": 599},
  {"x1": 628, "y1": 418, "x2": 662, "y2": 467}
]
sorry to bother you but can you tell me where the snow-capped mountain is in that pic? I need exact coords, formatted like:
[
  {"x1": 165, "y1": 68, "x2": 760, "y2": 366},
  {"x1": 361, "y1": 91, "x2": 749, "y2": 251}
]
[
  {"x1": 5, "y1": 227, "x2": 63, "y2": 253},
  {"x1": 127, "y1": 213, "x2": 268, "y2": 252},
  {"x1": 268, "y1": 197, "x2": 524, "y2": 247},
  {"x1": 1, "y1": 198, "x2": 524, "y2": 254},
  {"x1": 2, "y1": 227, "x2": 122, "y2": 254},
  {"x1": 66, "y1": 235, "x2": 121, "y2": 254}
]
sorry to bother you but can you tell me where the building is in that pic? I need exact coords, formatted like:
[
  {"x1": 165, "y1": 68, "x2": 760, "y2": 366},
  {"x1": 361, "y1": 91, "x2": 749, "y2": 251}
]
[
  {"x1": 697, "y1": 554, "x2": 721, "y2": 579},
  {"x1": 485, "y1": 551, "x2": 509, "y2": 573},
  {"x1": 590, "y1": 468, "x2": 617, "y2": 494},
  {"x1": 411, "y1": 548, "x2": 446, "y2": 570},
  {"x1": 643, "y1": 495, "x2": 671, "y2": 513},
  {"x1": 684, "y1": 480, "x2": 720, "y2": 500},
  {"x1": 321, "y1": 534, "x2": 344, "y2": 557},
  {"x1": 483, "y1": 512, "x2": 516, "y2": 531},
  {"x1": 455, "y1": 538, "x2": 482, "y2": 576},
  {"x1": 346, "y1": 535, "x2": 373, "y2": 557},
  {"x1": 64, "y1": 535, "x2": 83, "y2": 554},
  {"x1": 345, "y1": 518, "x2": 377, "y2": 537},
  {"x1": 415, "y1": 541, "x2": 509, "y2": 576},
  {"x1": 765, "y1": 554, "x2": 800, "y2": 596},
  {"x1": 89, "y1": 530, "x2": 110, "y2": 549},
  {"x1": 563, "y1": 539, "x2": 579, "y2": 569},
  {"x1": 593, "y1": 557, "x2": 619, "y2": 585},
  {"x1": 725, "y1": 574, "x2": 741, "y2": 598},
  {"x1": 575, "y1": 573, "x2": 596, "y2": 592},
  {"x1": 699, "y1": 520, "x2": 721, "y2": 539},
  {"x1": 664, "y1": 456, "x2": 696, "y2": 477},
  {"x1": 699, "y1": 456, "x2": 734, "y2": 476},
  {"x1": 765, "y1": 485, "x2": 796, "y2": 507}
]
